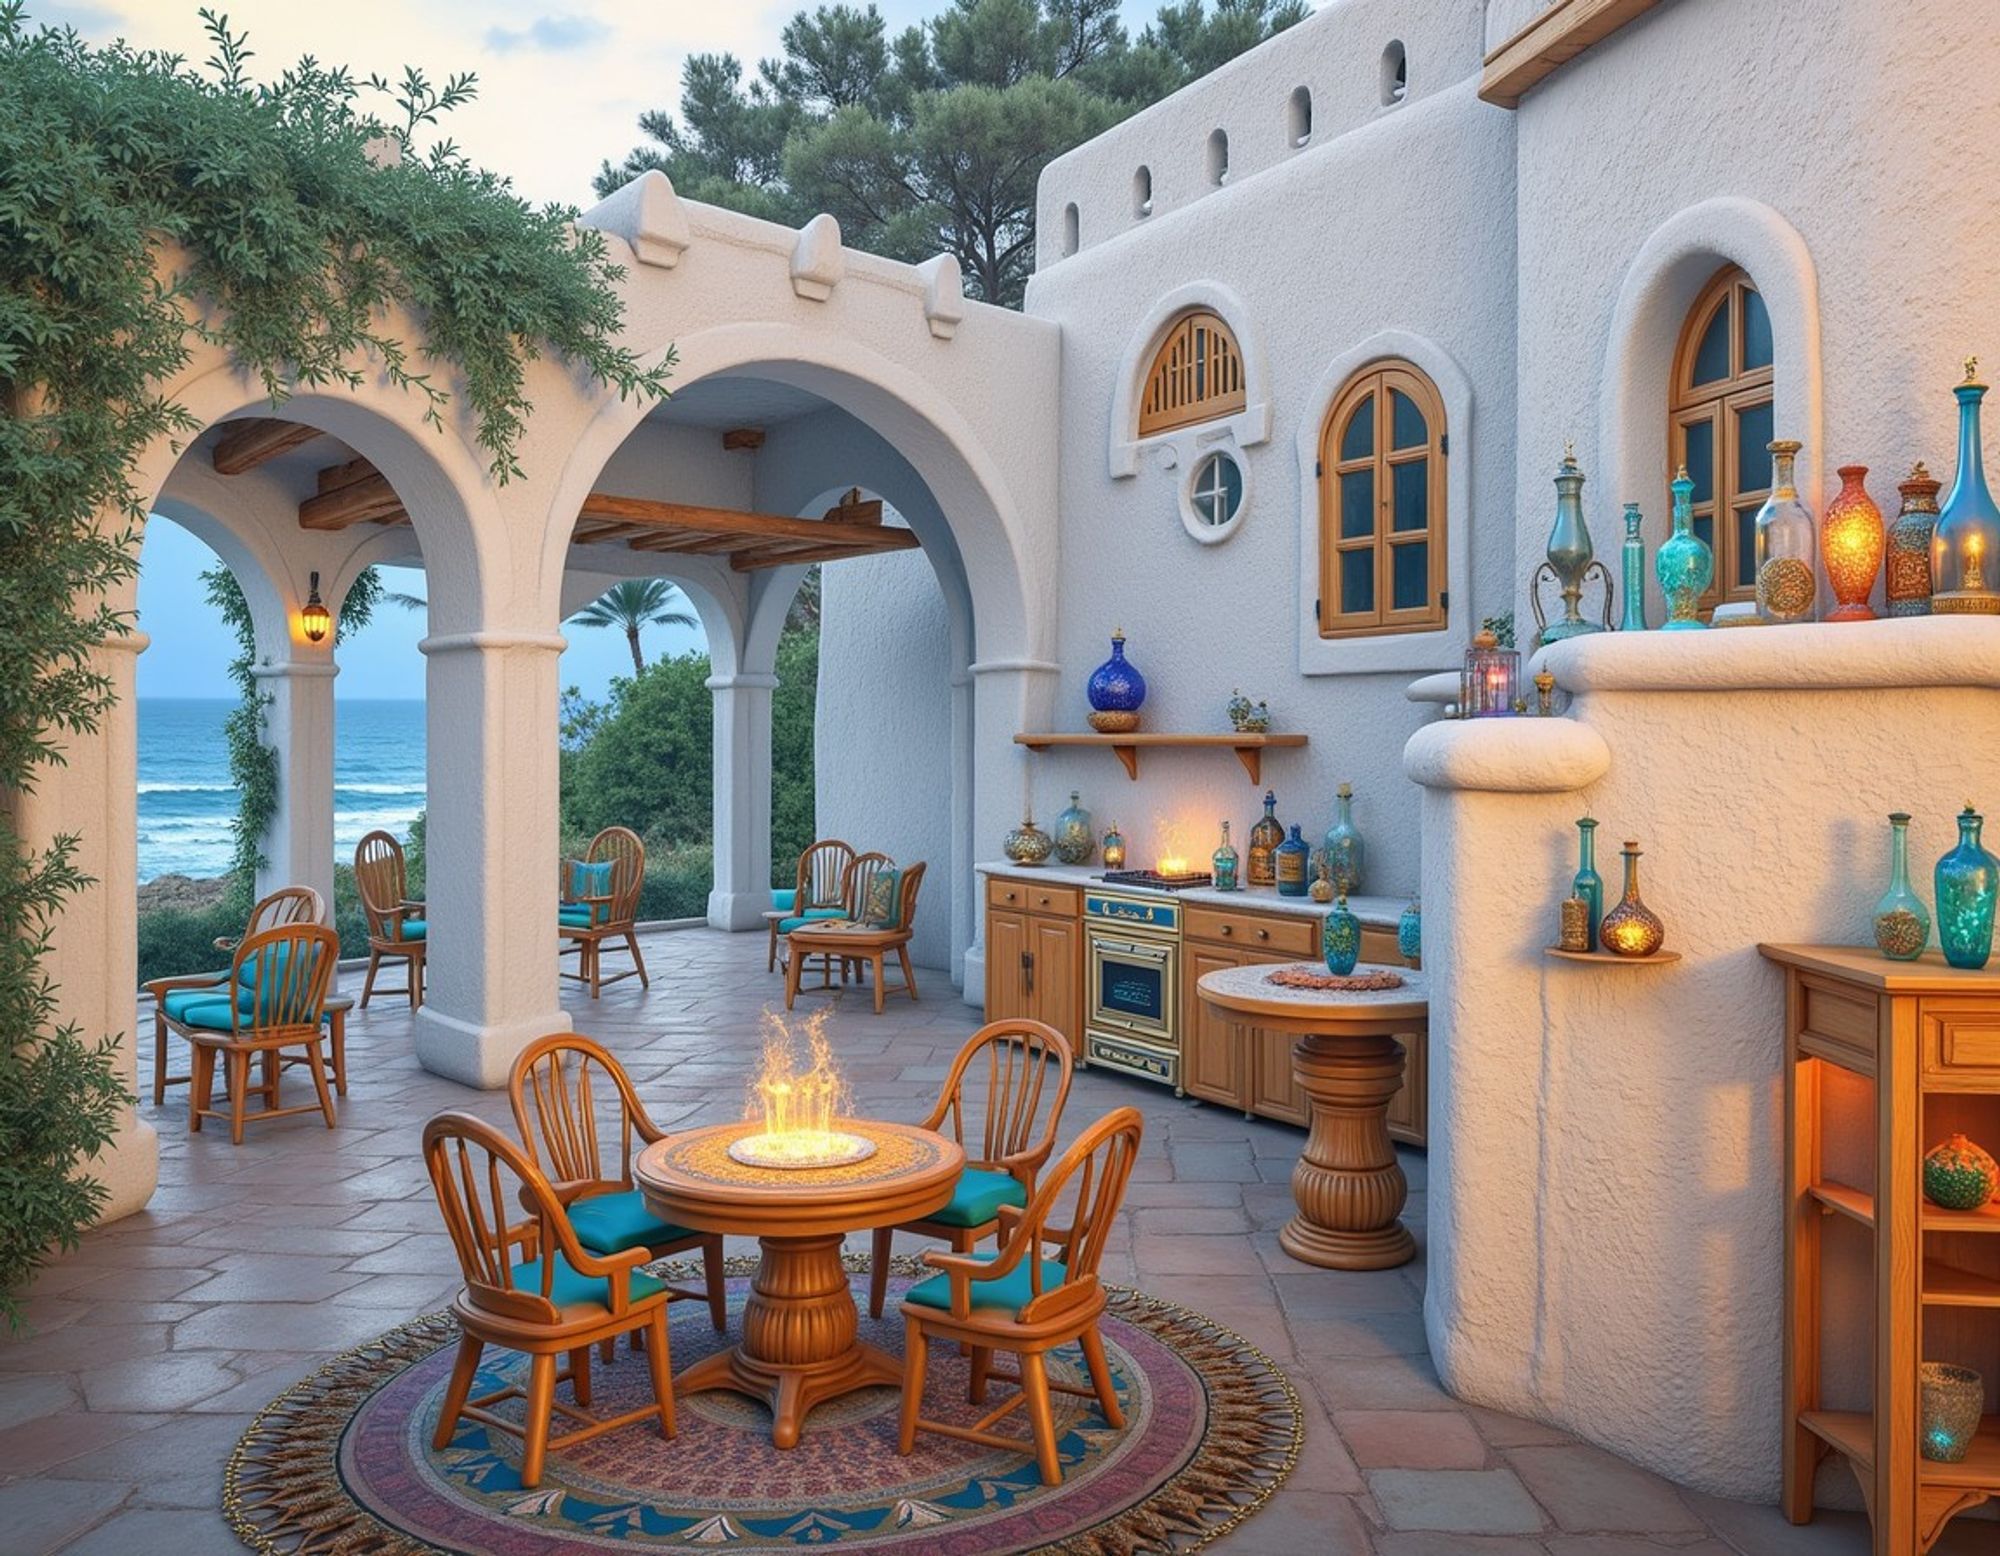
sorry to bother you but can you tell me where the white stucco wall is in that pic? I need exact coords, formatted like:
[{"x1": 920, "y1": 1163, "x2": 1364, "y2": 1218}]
[{"x1": 815, "y1": 544, "x2": 958, "y2": 975}]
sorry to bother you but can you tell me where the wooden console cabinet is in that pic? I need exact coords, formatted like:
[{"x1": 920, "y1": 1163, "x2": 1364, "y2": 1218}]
[{"x1": 983, "y1": 878, "x2": 1082, "y2": 1048}]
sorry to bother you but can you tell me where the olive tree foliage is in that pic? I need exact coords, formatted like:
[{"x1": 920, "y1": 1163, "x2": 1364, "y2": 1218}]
[
  {"x1": 0, "y1": 5, "x2": 671, "y2": 1323},
  {"x1": 599, "y1": 0, "x2": 1308, "y2": 306}
]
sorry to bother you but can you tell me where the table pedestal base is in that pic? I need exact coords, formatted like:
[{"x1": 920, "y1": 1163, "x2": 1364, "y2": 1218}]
[
  {"x1": 673, "y1": 1231, "x2": 899, "y2": 1448},
  {"x1": 1280, "y1": 1031, "x2": 1414, "y2": 1271}
]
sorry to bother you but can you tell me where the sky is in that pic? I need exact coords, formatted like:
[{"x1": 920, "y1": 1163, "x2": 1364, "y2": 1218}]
[{"x1": 71, "y1": 0, "x2": 1166, "y2": 702}]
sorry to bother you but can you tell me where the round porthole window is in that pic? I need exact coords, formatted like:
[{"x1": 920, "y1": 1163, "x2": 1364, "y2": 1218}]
[{"x1": 1182, "y1": 449, "x2": 1246, "y2": 544}]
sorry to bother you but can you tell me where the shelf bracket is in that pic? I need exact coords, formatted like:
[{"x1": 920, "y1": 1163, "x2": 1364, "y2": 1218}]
[
  {"x1": 1112, "y1": 743, "x2": 1139, "y2": 781},
  {"x1": 1233, "y1": 745, "x2": 1263, "y2": 785}
]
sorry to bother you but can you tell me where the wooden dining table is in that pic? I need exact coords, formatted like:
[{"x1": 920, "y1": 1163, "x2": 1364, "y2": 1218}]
[{"x1": 633, "y1": 1119, "x2": 963, "y2": 1448}]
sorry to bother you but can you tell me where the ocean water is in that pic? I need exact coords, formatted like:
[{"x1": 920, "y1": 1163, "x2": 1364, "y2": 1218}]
[{"x1": 137, "y1": 698, "x2": 426, "y2": 881}]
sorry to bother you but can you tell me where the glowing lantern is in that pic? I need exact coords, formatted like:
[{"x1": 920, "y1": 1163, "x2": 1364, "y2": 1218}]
[
  {"x1": 300, "y1": 571, "x2": 331, "y2": 644},
  {"x1": 1821, "y1": 465, "x2": 1884, "y2": 622},
  {"x1": 1462, "y1": 629, "x2": 1518, "y2": 718}
]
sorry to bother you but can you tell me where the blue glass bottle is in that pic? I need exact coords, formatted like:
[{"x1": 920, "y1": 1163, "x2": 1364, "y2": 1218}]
[
  {"x1": 1572, "y1": 817, "x2": 1604, "y2": 951},
  {"x1": 1655, "y1": 466, "x2": 1713, "y2": 630},
  {"x1": 1275, "y1": 824, "x2": 1311, "y2": 897},
  {"x1": 1323, "y1": 894, "x2": 1361, "y2": 975},
  {"x1": 1086, "y1": 629, "x2": 1147, "y2": 714},
  {"x1": 1397, "y1": 898, "x2": 1422, "y2": 964},
  {"x1": 1931, "y1": 360, "x2": 2000, "y2": 616},
  {"x1": 1936, "y1": 804, "x2": 1998, "y2": 970},
  {"x1": 1618, "y1": 503, "x2": 1649, "y2": 631},
  {"x1": 1322, "y1": 783, "x2": 1365, "y2": 894}
]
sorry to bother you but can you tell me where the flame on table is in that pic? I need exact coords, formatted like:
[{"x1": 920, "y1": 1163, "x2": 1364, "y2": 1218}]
[
  {"x1": 1156, "y1": 818, "x2": 1192, "y2": 876},
  {"x1": 732, "y1": 1009, "x2": 873, "y2": 1168}
]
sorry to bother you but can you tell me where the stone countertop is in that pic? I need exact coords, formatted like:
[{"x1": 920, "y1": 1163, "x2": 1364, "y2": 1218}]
[{"x1": 975, "y1": 859, "x2": 1408, "y2": 928}]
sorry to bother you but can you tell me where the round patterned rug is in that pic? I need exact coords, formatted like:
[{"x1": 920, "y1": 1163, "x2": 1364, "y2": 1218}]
[{"x1": 226, "y1": 1255, "x2": 1299, "y2": 1555}]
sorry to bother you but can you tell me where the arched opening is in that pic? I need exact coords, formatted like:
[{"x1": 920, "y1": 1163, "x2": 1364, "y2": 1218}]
[
  {"x1": 1061, "y1": 201, "x2": 1080, "y2": 256},
  {"x1": 1138, "y1": 310, "x2": 1249, "y2": 437},
  {"x1": 1205, "y1": 128, "x2": 1229, "y2": 186},
  {"x1": 1288, "y1": 85, "x2": 1313, "y2": 147},
  {"x1": 1381, "y1": 40, "x2": 1407, "y2": 106},
  {"x1": 1132, "y1": 165, "x2": 1153, "y2": 218}
]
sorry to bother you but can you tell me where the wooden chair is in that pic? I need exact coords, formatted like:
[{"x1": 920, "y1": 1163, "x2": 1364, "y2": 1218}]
[
  {"x1": 786, "y1": 849, "x2": 894, "y2": 992},
  {"x1": 767, "y1": 837, "x2": 856, "y2": 973},
  {"x1": 869, "y1": 1019, "x2": 1074, "y2": 1319},
  {"x1": 559, "y1": 826, "x2": 648, "y2": 999},
  {"x1": 423, "y1": 1111, "x2": 676, "y2": 1489},
  {"x1": 898, "y1": 1106, "x2": 1145, "y2": 1486},
  {"x1": 784, "y1": 861, "x2": 926, "y2": 1014},
  {"x1": 355, "y1": 830, "x2": 425, "y2": 1009},
  {"x1": 143, "y1": 885, "x2": 323, "y2": 1105},
  {"x1": 508, "y1": 1032, "x2": 726, "y2": 1337},
  {"x1": 176, "y1": 922, "x2": 341, "y2": 1145}
]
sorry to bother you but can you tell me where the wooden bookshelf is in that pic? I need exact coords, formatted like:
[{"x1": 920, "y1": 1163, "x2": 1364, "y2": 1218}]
[
  {"x1": 1763, "y1": 944, "x2": 2000, "y2": 1554},
  {"x1": 1014, "y1": 731, "x2": 1307, "y2": 783}
]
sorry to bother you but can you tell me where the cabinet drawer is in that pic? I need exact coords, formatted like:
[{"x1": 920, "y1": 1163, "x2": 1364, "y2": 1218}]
[
  {"x1": 1184, "y1": 906, "x2": 1316, "y2": 958},
  {"x1": 1797, "y1": 974, "x2": 1880, "y2": 1071},
  {"x1": 1922, "y1": 998, "x2": 2000, "y2": 1086},
  {"x1": 987, "y1": 878, "x2": 1079, "y2": 918},
  {"x1": 1361, "y1": 926, "x2": 1413, "y2": 968}
]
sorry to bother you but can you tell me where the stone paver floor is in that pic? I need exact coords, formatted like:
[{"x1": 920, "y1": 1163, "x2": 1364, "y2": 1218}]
[{"x1": 0, "y1": 929, "x2": 1953, "y2": 1553}]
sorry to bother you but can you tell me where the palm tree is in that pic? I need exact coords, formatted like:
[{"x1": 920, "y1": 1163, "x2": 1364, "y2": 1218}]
[{"x1": 571, "y1": 578, "x2": 699, "y2": 675}]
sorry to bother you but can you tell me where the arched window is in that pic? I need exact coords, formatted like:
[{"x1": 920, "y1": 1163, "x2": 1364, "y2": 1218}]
[
  {"x1": 1206, "y1": 127, "x2": 1229, "y2": 186},
  {"x1": 1061, "y1": 202, "x2": 1079, "y2": 257},
  {"x1": 1288, "y1": 86, "x2": 1312, "y2": 146},
  {"x1": 1381, "y1": 41, "x2": 1407, "y2": 106},
  {"x1": 1670, "y1": 264, "x2": 1773, "y2": 608},
  {"x1": 1138, "y1": 311, "x2": 1247, "y2": 437},
  {"x1": 1318, "y1": 360, "x2": 1447, "y2": 637},
  {"x1": 1132, "y1": 165, "x2": 1153, "y2": 218}
]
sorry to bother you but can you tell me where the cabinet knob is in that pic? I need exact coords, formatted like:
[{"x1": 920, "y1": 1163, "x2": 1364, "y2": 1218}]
[
  {"x1": 1256, "y1": 928, "x2": 1269, "y2": 940},
  {"x1": 1220, "y1": 924, "x2": 1233, "y2": 936}
]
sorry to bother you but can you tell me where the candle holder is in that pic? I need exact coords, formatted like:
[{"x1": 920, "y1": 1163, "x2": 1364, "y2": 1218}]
[
  {"x1": 1534, "y1": 670, "x2": 1556, "y2": 717},
  {"x1": 1821, "y1": 465, "x2": 1884, "y2": 622},
  {"x1": 1530, "y1": 446, "x2": 1615, "y2": 645},
  {"x1": 1558, "y1": 897, "x2": 1591, "y2": 952},
  {"x1": 1463, "y1": 629, "x2": 1519, "y2": 717},
  {"x1": 1599, "y1": 839, "x2": 1667, "y2": 957},
  {"x1": 1920, "y1": 1363, "x2": 1985, "y2": 1463}
]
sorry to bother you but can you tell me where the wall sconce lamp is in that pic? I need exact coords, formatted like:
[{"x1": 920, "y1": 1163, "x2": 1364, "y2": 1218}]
[{"x1": 300, "y1": 571, "x2": 331, "y2": 644}]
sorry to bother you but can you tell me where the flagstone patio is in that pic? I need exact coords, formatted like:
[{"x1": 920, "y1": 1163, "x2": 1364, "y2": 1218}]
[{"x1": 0, "y1": 929, "x2": 1940, "y2": 1554}]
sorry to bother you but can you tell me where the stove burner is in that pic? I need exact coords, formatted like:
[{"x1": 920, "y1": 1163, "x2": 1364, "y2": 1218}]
[{"x1": 1098, "y1": 869, "x2": 1215, "y2": 892}]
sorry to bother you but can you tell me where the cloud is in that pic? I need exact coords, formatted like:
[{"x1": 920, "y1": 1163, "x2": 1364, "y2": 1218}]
[{"x1": 483, "y1": 15, "x2": 610, "y2": 54}]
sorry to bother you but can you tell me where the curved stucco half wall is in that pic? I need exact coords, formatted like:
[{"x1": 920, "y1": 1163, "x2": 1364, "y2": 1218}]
[{"x1": 1410, "y1": 617, "x2": 2000, "y2": 1501}]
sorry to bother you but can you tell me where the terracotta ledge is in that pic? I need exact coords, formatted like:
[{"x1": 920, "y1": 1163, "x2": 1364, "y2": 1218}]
[
  {"x1": 1403, "y1": 717, "x2": 1610, "y2": 794},
  {"x1": 1531, "y1": 615, "x2": 2000, "y2": 695}
]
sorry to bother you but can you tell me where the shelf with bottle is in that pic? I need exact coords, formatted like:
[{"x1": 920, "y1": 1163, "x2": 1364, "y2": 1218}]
[{"x1": 1013, "y1": 731, "x2": 1307, "y2": 783}]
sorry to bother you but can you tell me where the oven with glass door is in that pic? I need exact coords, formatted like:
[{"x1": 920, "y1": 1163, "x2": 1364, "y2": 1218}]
[{"x1": 1082, "y1": 890, "x2": 1183, "y2": 1093}]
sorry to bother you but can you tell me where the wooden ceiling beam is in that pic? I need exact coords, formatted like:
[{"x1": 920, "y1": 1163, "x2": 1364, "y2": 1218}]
[
  {"x1": 731, "y1": 534, "x2": 918, "y2": 571},
  {"x1": 577, "y1": 493, "x2": 893, "y2": 548},
  {"x1": 212, "y1": 418, "x2": 324, "y2": 475},
  {"x1": 300, "y1": 469, "x2": 406, "y2": 531}
]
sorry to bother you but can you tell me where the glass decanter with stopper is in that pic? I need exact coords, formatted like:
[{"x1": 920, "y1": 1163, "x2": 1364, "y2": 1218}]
[
  {"x1": 1871, "y1": 811, "x2": 1930, "y2": 961},
  {"x1": 1931, "y1": 359, "x2": 2000, "y2": 616},
  {"x1": 1936, "y1": 804, "x2": 1999, "y2": 970},
  {"x1": 1656, "y1": 465, "x2": 1713, "y2": 629},
  {"x1": 1322, "y1": 782, "x2": 1365, "y2": 894},
  {"x1": 1211, "y1": 820, "x2": 1240, "y2": 892},
  {"x1": 1247, "y1": 790, "x2": 1284, "y2": 887},
  {"x1": 1754, "y1": 439, "x2": 1818, "y2": 623}
]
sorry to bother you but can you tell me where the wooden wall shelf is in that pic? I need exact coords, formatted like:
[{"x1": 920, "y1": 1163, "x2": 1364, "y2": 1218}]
[
  {"x1": 1544, "y1": 947, "x2": 1682, "y2": 967},
  {"x1": 1014, "y1": 732, "x2": 1307, "y2": 784}
]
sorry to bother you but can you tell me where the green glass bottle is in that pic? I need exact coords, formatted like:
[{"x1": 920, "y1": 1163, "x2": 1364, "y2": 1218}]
[
  {"x1": 1871, "y1": 812, "x2": 1930, "y2": 961},
  {"x1": 1618, "y1": 502, "x2": 1649, "y2": 631},
  {"x1": 1322, "y1": 783, "x2": 1365, "y2": 894},
  {"x1": 1571, "y1": 817, "x2": 1603, "y2": 951}
]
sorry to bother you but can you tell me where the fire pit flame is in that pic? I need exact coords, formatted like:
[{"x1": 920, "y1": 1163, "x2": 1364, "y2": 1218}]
[{"x1": 728, "y1": 1010, "x2": 877, "y2": 1170}]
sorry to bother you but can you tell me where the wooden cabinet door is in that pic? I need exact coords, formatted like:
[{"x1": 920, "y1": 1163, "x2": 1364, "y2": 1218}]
[
  {"x1": 1386, "y1": 1025, "x2": 1427, "y2": 1147},
  {"x1": 1028, "y1": 913, "x2": 1081, "y2": 1048},
  {"x1": 1184, "y1": 945, "x2": 1249, "y2": 1110},
  {"x1": 1251, "y1": 1028, "x2": 1310, "y2": 1126},
  {"x1": 985, "y1": 908, "x2": 1027, "y2": 1022}
]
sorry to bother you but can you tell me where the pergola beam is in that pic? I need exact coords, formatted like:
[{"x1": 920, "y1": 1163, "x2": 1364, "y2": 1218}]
[{"x1": 211, "y1": 417, "x2": 324, "y2": 475}]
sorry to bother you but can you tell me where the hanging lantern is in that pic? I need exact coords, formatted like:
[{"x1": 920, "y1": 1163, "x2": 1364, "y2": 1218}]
[
  {"x1": 1462, "y1": 629, "x2": 1518, "y2": 718},
  {"x1": 300, "y1": 571, "x2": 331, "y2": 644}
]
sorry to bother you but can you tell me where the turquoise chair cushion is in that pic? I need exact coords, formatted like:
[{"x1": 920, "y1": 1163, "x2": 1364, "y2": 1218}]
[
  {"x1": 926, "y1": 1166, "x2": 1029, "y2": 1229},
  {"x1": 557, "y1": 906, "x2": 596, "y2": 929},
  {"x1": 390, "y1": 917, "x2": 426, "y2": 942},
  {"x1": 509, "y1": 1250, "x2": 666, "y2": 1316},
  {"x1": 235, "y1": 940, "x2": 317, "y2": 988},
  {"x1": 162, "y1": 982, "x2": 228, "y2": 1020},
  {"x1": 772, "y1": 888, "x2": 798, "y2": 913},
  {"x1": 904, "y1": 1251, "x2": 1074, "y2": 1319},
  {"x1": 169, "y1": 989, "x2": 336, "y2": 1032},
  {"x1": 778, "y1": 908, "x2": 848, "y2": 934},
  {"x1": 567, "y1": 1189, "x2": 700, "y2": 1256},
  {"x1": 569, "y1": 859, "x2": 615, "y2": 900}
]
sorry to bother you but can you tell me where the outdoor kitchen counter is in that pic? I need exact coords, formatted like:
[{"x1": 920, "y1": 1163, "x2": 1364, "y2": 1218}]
[{"x1": 975, "y1": 860, "x2": 1406, "y2": 927}]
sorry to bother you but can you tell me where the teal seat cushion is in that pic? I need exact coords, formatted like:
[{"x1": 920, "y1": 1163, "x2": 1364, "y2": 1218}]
[
  {"x1": 567, "y1": 1189, "x2": 700, "y2": 1256},
  {"x1": 162, "y1": 982, "x2": 228, "y2": 1020},
  {"x1": 926, "y1": 1166, "x2": 1028, "y2": 1229},
  {"x1": 779, "y1": 908, "x2": 848, "y2": 934},
  {"x1": 509, "y1": 1249, "x2": 666, "y2": 1315},
  {"x1": 169, "y1": 989, "x2": 335, "y2": 1033},
  {"x1": 569, "y1": 859, "x2": 614, "y2": 900},
  {"x1": 772, "y1": 888, "x2": 798, "y2": 913},
  {"x1": 391, "y1": 917, "x2": 426, "y2": 942},
  {"x1": 558, "y1": 906, "x2": 596, "y2": 929},
  {"x1": 904, "y1": 1251, "x2": 1073, "y2": 1319}
]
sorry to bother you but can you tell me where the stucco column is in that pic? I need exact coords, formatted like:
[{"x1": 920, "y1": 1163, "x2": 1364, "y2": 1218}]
[
  {"x1": 249, "y1": 657, "x2": 337, "y2": 917},
  {"x1": 14, "y1": 630, "x2": 159, "y2": 1222},
  {"x1": 707, "y1": 671, "x2": 777, "y2": 931},
  {"x1": 413, "y1": 628, "x2": 569, "y2": 1088},
  {"x1": 960, "y1": 658, "x2": 1061, "y2": 1007}
]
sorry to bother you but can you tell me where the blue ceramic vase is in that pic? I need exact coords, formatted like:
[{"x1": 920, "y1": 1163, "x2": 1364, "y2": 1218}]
[
  {"x1": 1936, "y1": 805, "x2": 1998, "y2": 970},
  {"x1": 1086, "y1": 630, "x2": 1147, "y2": 713},
  {"x1": 1323, "y1": 895, "x2": 1361, "y2": 975}
]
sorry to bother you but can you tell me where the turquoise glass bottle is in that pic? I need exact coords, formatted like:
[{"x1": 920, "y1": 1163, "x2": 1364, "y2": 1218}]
[
  {"x1": 1931, "y1": 360, "x2": 2000, "y2": 616},
  {"x1": 1655, "y1": 466, "x2": 1713, "y2": 630},
  {"x1": 1053, "y1": 790, "x2": 1094, "y2": 865},
  {"x1": 1212, "y1": 820, "x2": 1240, "y2": 892},
  {"x1": 1935, "y1": 804, "x2": 1998, "y2": 970},
  {"x1": 1322, "y1": 783, "x2": 1365, "y2": 894},
  {"x1": 1571, "y1": 817, "x2": 1603, "y2": 951},
  {"x1": 1323, "y1": 894, "x2": 1361, "y2": 975},
  {"x1": 1276, "y1": 824, "x2": 1311, "y2": 897},
  {"x1": 1618, "y1": 503, "x2": 1649, "y2": 631},
  {"x1": 1871, "y1": 812, "x2": 1930, "y2": 961},
  {"x1": 1397, "y1": 898, "x2": 1422, "y2": 964}
]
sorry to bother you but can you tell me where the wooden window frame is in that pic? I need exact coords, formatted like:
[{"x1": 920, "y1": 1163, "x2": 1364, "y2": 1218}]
[
  {"x1": 1317, "y1": 361, "x2": 1447, "y2": 639},
  {"x1": 1137, "y1": 311, "x2": 1248, "y2": 437},
  {"x1": 1669, "y1": 265, "x2": 1772, "y2": 610}
]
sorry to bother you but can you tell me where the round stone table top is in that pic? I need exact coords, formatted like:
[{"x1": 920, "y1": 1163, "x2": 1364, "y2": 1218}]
[
  {"x1": 1197, "y1": 962, "x2": 1430, "y2": 1029},
  {"x1": 634, "y1": 1119, "x2": 963, "y2": 1240}
]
